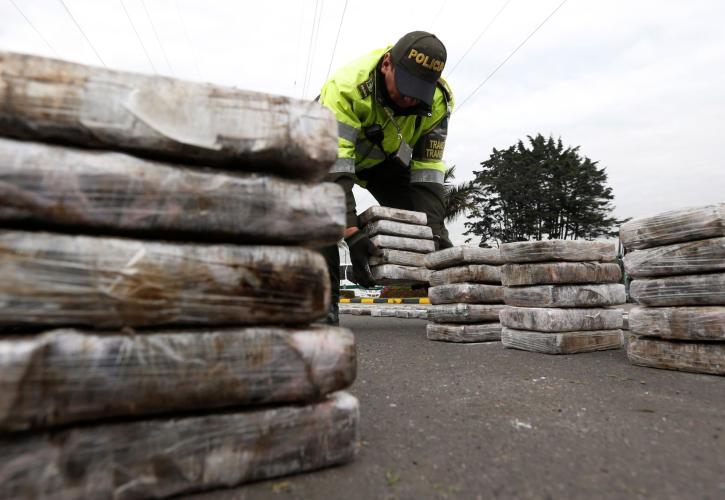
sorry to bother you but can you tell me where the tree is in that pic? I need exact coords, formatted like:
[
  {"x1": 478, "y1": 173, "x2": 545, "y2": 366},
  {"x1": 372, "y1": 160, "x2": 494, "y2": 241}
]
[
  {"x1": 443, "y1": 165, "x2": 477, "y2": 222},
  {"x1": 464, "y1": 134, "x2": 628, "y2": 246}
]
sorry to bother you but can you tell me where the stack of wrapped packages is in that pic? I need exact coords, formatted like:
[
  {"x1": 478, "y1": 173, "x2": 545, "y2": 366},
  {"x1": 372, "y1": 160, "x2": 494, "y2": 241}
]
[
  {"x1": 360, "y1": 206, "x2": 434, "y2": 284},
  {"x1": 424, "y1": 246, "x2": 506, "y2": 342},
  {"x1": 621, "y1": 203, "x2": 725, "y2": 375},
  {"x1": 498, "y1": 240, "x2": 626, "y2": 354},
  {"x1": 0, "y1": 52, "x2": 359, "y2": 498}
]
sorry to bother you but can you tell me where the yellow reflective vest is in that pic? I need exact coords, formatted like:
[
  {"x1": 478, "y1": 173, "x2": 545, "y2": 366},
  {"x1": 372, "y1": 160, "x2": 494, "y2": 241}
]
[{"x1": 319, "y1": 46, "x2": 454, "y2": 185}]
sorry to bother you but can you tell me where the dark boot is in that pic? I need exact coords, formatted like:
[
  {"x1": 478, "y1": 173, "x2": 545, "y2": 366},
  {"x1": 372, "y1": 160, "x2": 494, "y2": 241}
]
[{"x1": 319, "y1": 243, "x2": 341, "y2": 326}]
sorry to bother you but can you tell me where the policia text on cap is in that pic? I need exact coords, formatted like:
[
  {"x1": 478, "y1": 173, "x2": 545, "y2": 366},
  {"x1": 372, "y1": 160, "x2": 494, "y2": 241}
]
[{"x1": 317, "y1": 31, "x2": 455, "y2": 325}]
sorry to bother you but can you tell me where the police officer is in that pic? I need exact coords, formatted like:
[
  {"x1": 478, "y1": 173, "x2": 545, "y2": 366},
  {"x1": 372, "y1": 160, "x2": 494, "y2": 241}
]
[{"x1": 318, "y1": 31, "x2": 454, "y2": 325}]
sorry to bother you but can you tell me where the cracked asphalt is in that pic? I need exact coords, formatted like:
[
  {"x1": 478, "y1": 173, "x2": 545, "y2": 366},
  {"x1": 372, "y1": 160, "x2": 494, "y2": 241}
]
[{"x1": 194, "y1": 315, "x2": 725, "y2": 499}]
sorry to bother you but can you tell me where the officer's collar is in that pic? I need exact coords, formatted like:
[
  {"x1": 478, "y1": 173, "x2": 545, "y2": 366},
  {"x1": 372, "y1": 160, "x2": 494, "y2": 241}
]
[{"x1": 374, "y1": 57, "x2": 431, "y2": 117}]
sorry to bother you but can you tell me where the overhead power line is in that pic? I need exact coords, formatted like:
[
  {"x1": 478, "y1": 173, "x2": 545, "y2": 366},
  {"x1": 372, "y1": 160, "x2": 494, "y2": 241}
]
[
  {"x1": 301, "y1": 0, "x2": 319, "y2": 98},
  {"x1": 455, "y1": 0, "x2": 568, "y2": 113},
  {"x1": 429, "y1": 0, "x2": 448, "y2": 31},
  {"x1": 9, "y1": 0, "x2": 60, "y2": 57},
  {"x1": 119, "y1": 0, "x2": 157, "y2": 73},
  {"x1": 325, "y1": 0, "x2": 348, "y2": 81},
  {"x1": 173, "y1": 0, "x2": 203, "y2": 80},
  {"x1": 59, "y1": 0, "x2": 107, "y2": 67},
  {"x1": 446, "y1": 0, "x2": 513, "y2": 77},
  {"x1": 140, "y1": 0, "x2": 175, "y2": 76},
  {"x1": 302, "y1": 0, "x2": 324, "y2": 99}
]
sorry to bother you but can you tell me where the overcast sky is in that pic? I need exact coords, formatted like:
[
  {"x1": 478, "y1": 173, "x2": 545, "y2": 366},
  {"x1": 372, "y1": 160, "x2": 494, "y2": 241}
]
[{"x1": 2, "y1": 0, "x2": 724, "y2": 245}]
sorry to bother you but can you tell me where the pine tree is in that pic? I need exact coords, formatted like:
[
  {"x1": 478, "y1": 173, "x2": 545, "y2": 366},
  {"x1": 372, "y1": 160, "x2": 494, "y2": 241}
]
[{"x1": 464, "y1": 134, "x2": 628, "y2": 246}]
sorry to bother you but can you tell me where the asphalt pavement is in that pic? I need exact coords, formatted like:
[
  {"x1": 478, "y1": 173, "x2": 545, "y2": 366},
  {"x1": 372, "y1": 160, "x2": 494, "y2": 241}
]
[{"x1": 194, "y1": 315, "x2": 725, "y2": 500}]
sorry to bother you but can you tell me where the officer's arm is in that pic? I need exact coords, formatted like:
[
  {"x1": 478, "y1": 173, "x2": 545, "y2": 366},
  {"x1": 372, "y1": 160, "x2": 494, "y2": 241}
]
[
  {"x1": 410, "y1": 114, "x2": 453, "y2": 249},
  {"x1": 319, "y1": 80, "x2": 361, "y2": 231}
]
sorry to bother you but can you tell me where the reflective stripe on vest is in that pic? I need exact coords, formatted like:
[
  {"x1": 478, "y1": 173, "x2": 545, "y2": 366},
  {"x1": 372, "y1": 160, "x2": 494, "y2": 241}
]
[
  {"x1": 337, "y1": 121, "x2": 359, "y2": 143},
  {"x1": 410, "y1": 168, "x2": 445, "y2": 184},
  {"x1": 330, "y1": 157, "x2": 356, "y2": 174}
]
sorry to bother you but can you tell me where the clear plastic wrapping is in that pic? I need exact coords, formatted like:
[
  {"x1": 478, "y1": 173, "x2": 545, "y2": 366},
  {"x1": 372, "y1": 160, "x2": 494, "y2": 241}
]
[
  {"x1": 428, "y1": 283, "x2": 504, "y2": 305},
  {"x1": 627, "y1": 336, "x2": 725, "y2": 375},
  {"x1": 0, "y1": 51, "x2": 337, "y2": 180},
  {"x1": 0, "y1": 230, "x2": 329, "y2": 328},
  {"x1": 370, "y1": 234, "x2": 435, "y2": 253},
  {"x1": 501, "y1": 262, "x2": 621, "y2": 286},
  {"x1": 0, "y1": 391, "x2": 359, "y2": 499},
  {"x1": 424, "y1": 245, "x2": 503, "y2": 270},
  {"x1": 500, "y1": 240, "x2": 617, "y2": 263},
  {"x1": 369, "y1": 264, "x2": 430, "y2": 284},
  {"x1": 0, "y1": 325, "x2": 355, "y2": 431},
  {"x1": 368, "y1": 248, "x2": 427, "y2": 267},
  {"x1": 358, "y1": 206, "x2": 427, "y2": 226},
  {"x1": 499, "y1": 306, "x2": 623, "y2": 332},
  {"x1": 629, "y1": 273, "x2": 725, "y2": 306},
  {"x1": 364, "y1": 219, "x2": 433, "y2": 239},
  {"x1": 426, "y1": 322, "x2": 501, "y2": 343},
  {"x1": 429, "y1": 264, "x2": 502, "y2": 286},
  {"x1": 502, "y1": 327, "x2": 622, "y2": 354},
  {"x1": 0, "y1": 138, "x2": 345, "y2": 246},
  {"x1": 620, "y1": 203, "x2": 725, "y2": 250},
  {"x1": 623, "y1": 237, "x2": 725, "y2": 278},
  {"x1": 628, "y1": 306, "x2": 725, "y2": 341},
  {"x1": 504, "y1": 283, "x2": 626, "y2": 308},
  {"x1": 427, "y1": 304, "x2": 505, "y2": 323}
]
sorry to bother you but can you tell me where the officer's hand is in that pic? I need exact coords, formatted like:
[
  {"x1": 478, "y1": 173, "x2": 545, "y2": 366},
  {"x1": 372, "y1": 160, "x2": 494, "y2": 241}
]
[{"x1": 345, "y1": 230, "x2": 380, "y2": 288}]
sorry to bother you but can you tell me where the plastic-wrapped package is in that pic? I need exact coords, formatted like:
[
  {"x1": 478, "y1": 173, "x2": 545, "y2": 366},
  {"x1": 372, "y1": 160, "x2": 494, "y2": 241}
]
[
  {"x1": 629, "y1": 273, "x2": 725, "y2": 306},
  {"x1": 369, "y1": 264, "x2": 430, "y2": 284},
  {"x1": 370, "y1": 234, "x2": 435, "y2": 253},
  {"x1": 0, "y1": 230, "x2": 328, "y2": 328},
  {"x1": 0, "y1": 138, "x2": 344, "y2": 246},
  {"x1": 500, "y1": 240, "x2": 617, "y2": 263},
  {"x1": 499, "y1": 306, "x2": 623, "y2": 332},
  {"x1": 424, "y1": 246, "x2": 503, "y2": 270},
  {"x1": 426, "y1": 322, "x2": 501, "y2": 343},
  {"x1": 429, "y1": 264, "x2": 502, "y2": 286},
  {"x1": 623, "y1": 237, "x2": 725, "y2": 277},
  {"x1": 0, "y1": 326, "x2": 355, "y2": 431},
  {"x1": 620, "y1": 203, "x2": 725, "y2": 250},
  {"x1": 364, "y1": 219, "x2": 433, "y2": 239},
  {"x1": 627, "y1": 336, "x2": 725, "y2": 375},
  {"x1": 0, "y1": 51, "x2": 336, "y2": 180},
  {"x1": 428, "y1": 283, "x2": 504, "y2": 305},
  {"x1": 502, "y1": 327, "x2": 622, "y2": 354},
  {"x1": 0, "y1": 391, "x2": 359, "y2": 499},
  {"x1": 370, "y1": 307, "x2": 429, "y2": 319},
  {"x1": 628, "y1": 306, "x2": 725, "y2": 341},
  {"x1": 427, "y1": 304, "x2": 505, "y2": 323},
  {"x1": 501, "y1": 262, "x2": 621, "y2": 286},
  {"x1": 358, "y1": 206, "x2": 427, "y2": 226},
  {"x1": 368, "y1": 249, "x2": 427, "y2": 267},
  {"x1": 504, "y1": 283, "x2": 626, "y2": 308}
]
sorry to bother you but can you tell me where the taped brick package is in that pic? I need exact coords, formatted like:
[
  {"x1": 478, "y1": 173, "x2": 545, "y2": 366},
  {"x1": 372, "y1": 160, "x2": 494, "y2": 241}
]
[{"x1": 0, "y1": 51, "x2": 359, "y2": 498}]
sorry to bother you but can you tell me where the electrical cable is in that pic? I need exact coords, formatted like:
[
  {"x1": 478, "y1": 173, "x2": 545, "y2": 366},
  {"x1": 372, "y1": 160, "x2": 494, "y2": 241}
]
[
  {"x1": 454, "y1": 0, "x2": 568, "y2": 113},
  {"x1": 9, "y1": 0, "x2": 61, "y2": 57},
  {"x1": 429, "y1": 0, "x2": 448, "y2": 30},
  {"x1": 173, "y1": 0, "x2": 203, "y2": 80},
  {"x1": 119, "y1": 0, "x2": 157, "y2": 73},
  {"x1": 140, "y1": 0, "x2": 175, "y2": 75},
  {"x1": 302, "y1": 0, "x2": 321, "y2": 98},
  {"x1": 325, "y1": 0, "x2": 348, "y2": 81},
  {"x1": 58, "y1": 0, "x2": 107, "y2": 67},
  {"x1": 446, "y1": 0, "x2": 512, "y2": 77}
]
